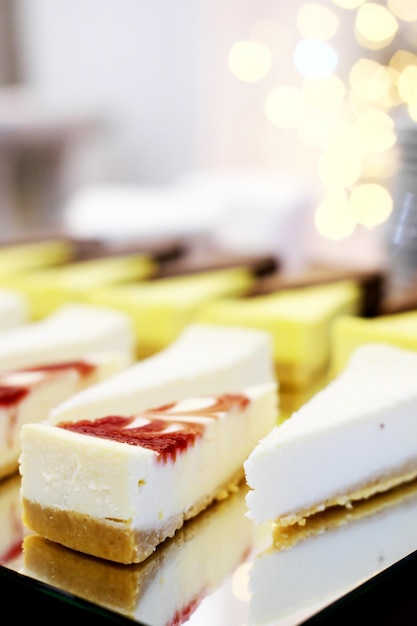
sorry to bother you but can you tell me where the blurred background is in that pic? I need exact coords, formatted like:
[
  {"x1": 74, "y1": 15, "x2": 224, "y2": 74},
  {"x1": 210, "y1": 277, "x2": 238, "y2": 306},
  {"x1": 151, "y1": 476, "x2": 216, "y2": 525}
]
[{"x1": 1, "y1": 0, "x2": 417, "y2": 276}]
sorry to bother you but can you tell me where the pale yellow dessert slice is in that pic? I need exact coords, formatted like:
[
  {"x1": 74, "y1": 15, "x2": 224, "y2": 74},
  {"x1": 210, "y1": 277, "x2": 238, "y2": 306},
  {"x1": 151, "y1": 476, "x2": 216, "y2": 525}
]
[
  {"x1": 196, "y1": 280, "x2": 361, "y2": 389},
  {"x1": 331, "y1": 310, "x2": 417, "y2": 375},
  {"x1": 2, "y1": 253, "x2": 157, "y2": 319},
  {"x1": 87, "y1": 267, "x2": 256, "y2": 357}
]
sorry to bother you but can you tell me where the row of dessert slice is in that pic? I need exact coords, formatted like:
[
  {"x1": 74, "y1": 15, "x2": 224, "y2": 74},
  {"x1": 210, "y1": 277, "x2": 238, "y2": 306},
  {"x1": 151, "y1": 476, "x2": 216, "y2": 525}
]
[{"x1": 18, "y1": 315, "x2": 417, "y2": 567}]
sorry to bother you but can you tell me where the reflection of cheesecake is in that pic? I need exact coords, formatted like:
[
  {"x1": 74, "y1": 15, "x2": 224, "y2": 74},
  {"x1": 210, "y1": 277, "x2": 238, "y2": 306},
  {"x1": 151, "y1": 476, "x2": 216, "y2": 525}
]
[
  {"x1": 87, "y1": 267, "x2": 256, "y2": 358},
  {"x1": 20, "y1": 382, "x2": 277, "y2": 564},
  {"x1": 0, "y1": 474, "x2": 24, "y2": 568},
  {"x1": 196, "y1": 280, "x2": 361, "y2": 389},
  {"x1": 0, "y1": 289, "x2": 29, "y2": 330},
  {"x1": 245, "y1": 343, "x2": 417, "y2": 528},
  {"x1": 331, "y1": 310, "x2": 417, "y2": 375},
  {"x1": 23, "y1": 487, "x2": 255, "y2": 625},
  {"x1": 248, "y1": 479, "x2": 417, "y2": 625},
  {"x1": 48, "y1": 322, "x2": 276, "y2": 424},
  {"x1": 5, "y1": 254, "x2": 157, "y2": 319}
]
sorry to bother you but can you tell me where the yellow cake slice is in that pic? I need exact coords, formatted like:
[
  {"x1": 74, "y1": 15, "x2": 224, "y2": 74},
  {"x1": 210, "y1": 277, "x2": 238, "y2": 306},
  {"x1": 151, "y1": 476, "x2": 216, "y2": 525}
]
[
  {"x1": 196, "y1": 280, "x2": 361, "y2": 389},
  {"x1": 3, "y1": 253, "x2": 158, "y2": 319},
  {"x1": 331, "y1": 310, "x2": 417, "y2": 375},
  {"x1": 0, "y1": 238, "x2": 75, "y2": 278},
  {"x1": 20, "y1": 382, "x2": 277, "y2": 564},
  {"x1": 86, "y1": 267, "x2": 256, "y2": 357}
]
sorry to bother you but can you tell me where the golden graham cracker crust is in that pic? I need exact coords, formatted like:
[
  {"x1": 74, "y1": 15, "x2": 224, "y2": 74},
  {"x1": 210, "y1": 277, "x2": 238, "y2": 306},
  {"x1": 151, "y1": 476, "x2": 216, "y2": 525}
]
[
  {"x1": 22, "y1": 469, "x2": 244, "y2": 565},
  {"x1": 272, "y1": 463, "x2": 417, "y2": 530}
]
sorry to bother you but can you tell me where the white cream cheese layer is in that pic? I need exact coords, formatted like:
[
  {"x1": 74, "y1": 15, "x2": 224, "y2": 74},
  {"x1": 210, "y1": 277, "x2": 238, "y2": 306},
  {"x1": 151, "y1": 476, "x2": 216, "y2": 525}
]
[
  {"x1": 0, "y1": 303, "x2": 135, "y2": 371},
  {"x1": 49, "y1": 323, "x2": 276, "y2": 424},
  {"x1": 20, "y1": 382, "x2": 277, "y2": 531},
  {"x1": 245, "y1": 343, "x2": 417, "y2": 523}
]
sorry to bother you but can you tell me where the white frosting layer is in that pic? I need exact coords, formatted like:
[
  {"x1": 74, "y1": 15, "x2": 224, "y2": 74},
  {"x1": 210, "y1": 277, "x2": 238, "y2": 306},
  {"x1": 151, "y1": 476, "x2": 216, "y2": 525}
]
[
  {"x1": 0, "y1": 303, "x2": 135, "y2": 370},
  {"x1": 245, "y1": 344, "x2": 417, "y2": 523},
  {"x1": 20, "y1": 382, "x2": 277, "y2": 531},
  {"x1": 50, "y1": 323, "x2": 276, "y2": 423}
]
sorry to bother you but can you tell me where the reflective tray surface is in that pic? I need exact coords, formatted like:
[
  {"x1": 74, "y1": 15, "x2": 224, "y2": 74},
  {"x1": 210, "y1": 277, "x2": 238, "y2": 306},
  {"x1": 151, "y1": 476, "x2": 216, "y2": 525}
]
[{"x1": 2, "y1": 472, "x2": 417, "y2": 625}]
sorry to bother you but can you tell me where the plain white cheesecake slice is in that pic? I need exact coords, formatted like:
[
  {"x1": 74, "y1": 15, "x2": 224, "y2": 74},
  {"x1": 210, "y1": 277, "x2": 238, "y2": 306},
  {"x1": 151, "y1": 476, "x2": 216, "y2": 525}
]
[
  {"x1": 0, "y1": 352, "x2": 130, "y2": 480},
  {"x1": 49, "y1": 322, "x2": 276, "y2": 424},
  {"x1": 20, "y1": 381, "x2": 278, "y2": 564},
  {"x1": 245, "y1": 343, "x2": 417, "y2": 527},
  {"x1": 0, "y1": 289, "x2": 28, "y2": 331},
  {"x1": 0, "y1": 303, "x2": 135, "y2": 370}
]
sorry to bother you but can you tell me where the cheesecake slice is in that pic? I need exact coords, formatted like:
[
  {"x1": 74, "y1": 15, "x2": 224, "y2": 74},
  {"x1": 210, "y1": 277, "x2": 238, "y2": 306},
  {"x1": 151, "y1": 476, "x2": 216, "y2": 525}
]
[
  {"x1": 244, "y1": 343, "x2": 417, "y2": 528},
  {"x1": 0, "y1": 353, "x2": 130, "y2": 480},
  {"x1": 5, "y1": 253, "x2": 157, "y2": 319},
  {"x1": 49, "y1": 322, "x2": 276, "y2": 424},
  {"x1": 22, "y1": 487, "x2": 255, "y2": 624},
  {"x1": 20, "y1": 382, "x2": 278, "y2": 564},
  {"x1": 87, "y1": 267, "x2": 256, "y2": 358},
  {"x1": 0, "y1": 289, "x2": 29, "y2": 330},
  {"x1": 196, "y1": 280, "x2": 361, "y2": 389},
  {"x1": 0, "y1": 303, "x2": 135, "y2": 371},
  {"x1": 331, "y1": 310, "x2": 417, "y2": 375}
]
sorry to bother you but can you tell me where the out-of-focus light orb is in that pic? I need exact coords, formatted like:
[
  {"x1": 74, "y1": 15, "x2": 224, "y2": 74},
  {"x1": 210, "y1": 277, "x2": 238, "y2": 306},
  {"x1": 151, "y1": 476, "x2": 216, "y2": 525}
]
[
  {"x1": 250, "y1": 20, "x2": 292, "y2": 58},
  {"x1": 294, "y1": 39, "x2": 338, "y2": 79},
  {"x1": 350, "y1": 59, "x2": 392, "y2": 101},
  {"x1": 318, "y1": 146, "x2": 363, "y2": 187},
  {"x1": 297, "y1": 3, "x2": 340, "y2": 40},
  {"x1": 389, "y1": 49, "x2": 417, "y2": 73},
  {"x1": 355, "y1": 4, "x2": 399, "y2": 49},
  {"x1": 323, "y1": 121, "x2": 358, "y2": 151},
  {"x1": 228, "y1": 41, "x2": 272, "y2": 82},
  {"x1": 265, "y1": 85, "x2": 304, "y2": 129},
  {"x1": 361, "y1": 149, "x2": 399, "y2": 179},
  {"x1": 355, "y1": 109, "x2": 396, "y2": 151},
  {"x1": 314, "y1": 191, "x2": 357, "y2": 240},
  {"x1": 349, "y1": 183, "x2": 393, "y2": 228},
  {"x1": 408, "y1": 102, "x2": 417, "y2": 122},
  {"x1": 388, "y1": 0, "x2": 417, "y2": 22},
  {"x1": 331, "y1": 0, "x2": 366, "y2": 8},
  {"x1": 297, "y1": 108, "x2": 339, "y2": 147},
  {"x1": 302, "y1": 75, "x2": 345, "y2": 109},
  {"x1": 397, "y1": 65, "x2": 417, "y2": 105}
]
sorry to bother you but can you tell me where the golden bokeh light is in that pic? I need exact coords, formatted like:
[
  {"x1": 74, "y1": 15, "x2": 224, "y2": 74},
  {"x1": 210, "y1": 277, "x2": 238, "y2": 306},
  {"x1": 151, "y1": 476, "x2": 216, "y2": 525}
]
[
  {"x1": 296, "y1": 108, "x2": 339, "y2": 147},
  {"x1": 314, "y1": 191, "x2": 357, "y2": 240},
  {"x1": 349, "y1": 183, "x2": 393, "y2": 227},
  {"x1": 389, "y1": 49, "x2": 417, "y2": 73},
  {"x1": 397, "y1": 65, "x2": 417, "y2": 105},
  {"x1": 302, "y1": 75, "x2": 346, "y2": 109},
  {"x1": 361, "y1": 150, "x2": 399, "y2": 179},
  {"x1": 228, "y1": 40, "x2": 272, "y2": 83},
  {"x1": 355, "y1": 109, "x2": 396, "y2": 151},
  {"x1": 250, "y1": 20, "x2": 293, "y2": 58},
  {"x1": 388, "y1": 0, "x2": 417, "y2": 22},
  {"x1": 355, "y1": 4, "x2": 399, "y2": 49},
  {"x1": 350, "y1": 59, "x2": 393, "y2": 102},
  {"x1": 318, "y1": 146, "x2": 363, "y2": 187},
  {"x1": 297, "y1": 3, "x2": 340, "y2": 40},
  {"x1": 265, "y1": 85, "x2": 304, "y2": 129},
  {"x1": 331, "y1": 0, "x2": 366, "y2": 8}
]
